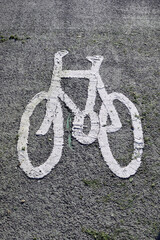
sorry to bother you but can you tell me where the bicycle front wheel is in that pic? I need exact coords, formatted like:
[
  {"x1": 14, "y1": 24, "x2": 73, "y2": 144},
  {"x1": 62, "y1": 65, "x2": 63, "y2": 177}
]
[
  {"x1": 98, "y1": 92, "x2": 144, "y2": 178},
  {"x1": 17, "y1": 91, "x2": 63, "y2": 179}
]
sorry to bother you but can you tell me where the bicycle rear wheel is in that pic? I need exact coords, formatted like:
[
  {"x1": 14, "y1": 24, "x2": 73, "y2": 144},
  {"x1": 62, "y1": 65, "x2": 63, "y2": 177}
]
[
  {"x1": 17, "y1": 91, "x2": 63, "y2": 179},
  {"x1": 98, "y1": 92, "x2": 144, "y2": 178}
]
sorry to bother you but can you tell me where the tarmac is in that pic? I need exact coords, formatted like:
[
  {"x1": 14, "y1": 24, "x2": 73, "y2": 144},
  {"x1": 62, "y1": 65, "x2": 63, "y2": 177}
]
[{"x1": 0, "y1": 0, "x2": 160, "y2": 239}]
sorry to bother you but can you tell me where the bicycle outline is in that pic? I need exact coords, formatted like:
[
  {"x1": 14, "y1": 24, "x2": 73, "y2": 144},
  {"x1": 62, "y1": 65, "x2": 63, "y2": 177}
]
[{"x1": 17, "y1": 50, "x2": 144, "y2": 179}]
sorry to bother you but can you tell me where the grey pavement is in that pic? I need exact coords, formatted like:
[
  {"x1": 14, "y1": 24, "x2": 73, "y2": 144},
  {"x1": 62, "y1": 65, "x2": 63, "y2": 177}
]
[{"x1": 0, "y1": 0, "x2": 160, "y2": 239}]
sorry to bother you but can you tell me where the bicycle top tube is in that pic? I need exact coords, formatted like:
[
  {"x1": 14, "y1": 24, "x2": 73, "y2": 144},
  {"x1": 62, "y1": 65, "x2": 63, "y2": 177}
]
[{"x1": 60, "y1": 70, "x2": 94, "y2": 79}]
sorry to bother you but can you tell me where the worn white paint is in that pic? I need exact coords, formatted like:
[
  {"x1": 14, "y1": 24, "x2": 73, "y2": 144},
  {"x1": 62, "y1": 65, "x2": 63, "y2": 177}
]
[{"x1": 17, "y1": 50, "x2": 144, "y2": 179}]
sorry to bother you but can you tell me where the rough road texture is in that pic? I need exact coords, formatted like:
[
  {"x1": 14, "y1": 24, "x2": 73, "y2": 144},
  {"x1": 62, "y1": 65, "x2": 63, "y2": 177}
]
[{"x1": 0, "y1": 1, "x2": 160, "y2": 240}]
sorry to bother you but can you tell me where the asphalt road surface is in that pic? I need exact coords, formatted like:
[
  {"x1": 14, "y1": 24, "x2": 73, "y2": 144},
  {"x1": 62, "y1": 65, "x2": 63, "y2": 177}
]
[{"x1": 0, "y1": 0, "x2": 160, "y2": 240}]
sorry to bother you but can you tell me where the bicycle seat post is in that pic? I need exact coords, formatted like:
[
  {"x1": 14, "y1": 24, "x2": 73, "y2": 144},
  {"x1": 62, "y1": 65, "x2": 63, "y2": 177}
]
[{"x1": 52, "y1": 50, "x2": 69, "y2": 78}]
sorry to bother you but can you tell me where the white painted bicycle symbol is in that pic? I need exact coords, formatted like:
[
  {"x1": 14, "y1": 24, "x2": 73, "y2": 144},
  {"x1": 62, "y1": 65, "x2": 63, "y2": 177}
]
[{"x1": 17, "y1": 50, "x2": 144, "y2": 179}]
